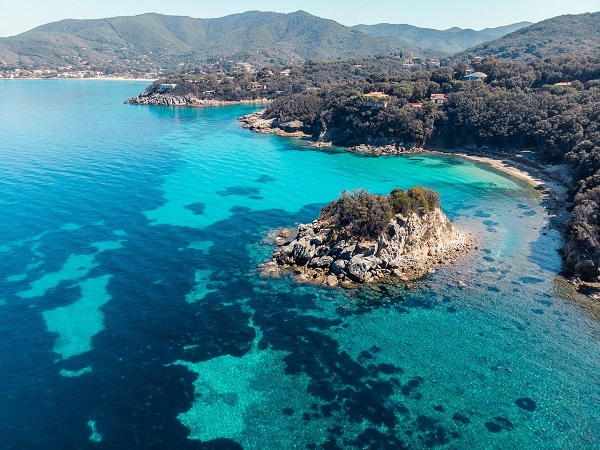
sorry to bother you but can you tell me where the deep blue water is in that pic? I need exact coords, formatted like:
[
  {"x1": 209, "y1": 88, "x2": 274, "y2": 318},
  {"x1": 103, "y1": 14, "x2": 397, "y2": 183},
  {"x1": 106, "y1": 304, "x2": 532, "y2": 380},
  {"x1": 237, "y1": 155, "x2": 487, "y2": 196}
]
[{"x1": 0, "y1": 80, "x2": 598, "y2": 449}]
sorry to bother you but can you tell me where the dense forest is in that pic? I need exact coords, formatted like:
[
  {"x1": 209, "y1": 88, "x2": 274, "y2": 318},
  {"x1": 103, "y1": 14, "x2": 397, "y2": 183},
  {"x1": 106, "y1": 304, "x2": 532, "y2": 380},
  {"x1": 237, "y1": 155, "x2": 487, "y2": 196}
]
[
  {"x1": 142, "y1": 55, "x2": 432, "y2": 102},
  {"x1": 144, "y1": 54, "x2": 600, "y2": 281},
  {"x1": 461, "y1": 12, "x2": 600, "y2": 60}
]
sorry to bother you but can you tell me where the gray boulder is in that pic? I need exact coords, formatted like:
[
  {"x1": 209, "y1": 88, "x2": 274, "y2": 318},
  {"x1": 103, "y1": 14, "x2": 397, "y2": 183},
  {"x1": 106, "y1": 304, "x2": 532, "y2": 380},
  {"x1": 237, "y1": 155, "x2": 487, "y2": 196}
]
[{"x1": 347, "y1": 256, "x2": 375, "y2": 282}]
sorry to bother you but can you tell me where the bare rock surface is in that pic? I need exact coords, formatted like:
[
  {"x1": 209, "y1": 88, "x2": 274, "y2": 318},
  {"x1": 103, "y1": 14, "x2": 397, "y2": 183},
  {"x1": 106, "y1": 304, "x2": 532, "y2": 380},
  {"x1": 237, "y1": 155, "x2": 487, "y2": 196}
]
[{"x1": 261, "y1": 206, "x2": 474, "y2": 286}]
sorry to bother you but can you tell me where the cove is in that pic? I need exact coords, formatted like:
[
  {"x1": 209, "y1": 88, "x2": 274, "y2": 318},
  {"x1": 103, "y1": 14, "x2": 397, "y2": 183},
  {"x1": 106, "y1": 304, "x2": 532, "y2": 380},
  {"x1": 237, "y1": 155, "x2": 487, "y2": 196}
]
[{"x1": 0, "y1": 80, "x2": 597, "y2": 449}]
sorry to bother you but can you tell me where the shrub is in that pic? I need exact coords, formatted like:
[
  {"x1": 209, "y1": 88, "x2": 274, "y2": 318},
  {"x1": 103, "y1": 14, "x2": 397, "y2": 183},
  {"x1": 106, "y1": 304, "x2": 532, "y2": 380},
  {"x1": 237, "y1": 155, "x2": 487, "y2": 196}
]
[
  {"x1": 407, "y1": 186, "x2": 440, "y2": 212},
  {"x1": 321, "y1": 187, "x2": 441, "y2": 239},
  {"x1": 389, "y1": 188, "x2": 412, "y2": 215},
  {"x1": 322, "y1": 189, "x2": 393, "y2": 238},
  {"x1": 263, "y1": 92, "x2": 323, "y2": 123}
]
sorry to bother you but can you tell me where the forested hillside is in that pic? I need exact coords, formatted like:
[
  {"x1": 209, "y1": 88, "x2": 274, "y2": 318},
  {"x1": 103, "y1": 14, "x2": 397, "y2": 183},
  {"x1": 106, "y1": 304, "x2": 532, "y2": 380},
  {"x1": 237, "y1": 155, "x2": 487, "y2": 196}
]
[
  {"x1": 0, "y1": 11, "x2": 426, "y2": 72},
  {"x1": 134, "y1": 55, "x2": 426, "y2": 103},
  {"x1": 461, "y1": 12, "x2": 600, "y2": 59},
  {"x1": 353, "y1": 22, "x2": 530, "y2": 54},
  {"x1": 4, "y1": 10, "x2": 599, "y2": 77}
]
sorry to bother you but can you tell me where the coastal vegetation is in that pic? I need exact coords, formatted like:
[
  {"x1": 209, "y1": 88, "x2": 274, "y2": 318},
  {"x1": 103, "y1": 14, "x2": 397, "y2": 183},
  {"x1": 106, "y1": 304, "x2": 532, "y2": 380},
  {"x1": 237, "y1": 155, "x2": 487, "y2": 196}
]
[
  {"x1": 266, "y1": 187, "x2": 471, "y2": 285},
  {"x1": 321, "y1": 187, "x2": 441, "y2": 239},
  {"x1": 130, "y1": 54, "x2": 434, "y2": 103}
]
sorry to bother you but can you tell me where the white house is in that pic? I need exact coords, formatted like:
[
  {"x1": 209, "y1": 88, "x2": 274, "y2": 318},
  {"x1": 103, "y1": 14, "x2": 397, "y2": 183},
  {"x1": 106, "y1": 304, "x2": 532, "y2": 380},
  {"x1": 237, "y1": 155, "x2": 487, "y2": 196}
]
[{"x1": 463, "y1": 72, "x2": 488, "y2": 81}]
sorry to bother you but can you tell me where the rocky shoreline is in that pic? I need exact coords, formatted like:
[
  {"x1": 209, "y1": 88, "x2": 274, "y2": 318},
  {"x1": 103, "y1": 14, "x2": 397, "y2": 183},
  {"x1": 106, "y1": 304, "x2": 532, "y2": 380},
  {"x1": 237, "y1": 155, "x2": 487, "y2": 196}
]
[
  {"x1": 238, "y1": 112, "x2": 311, "y2": 138},
  {"x1": 239, "y1": 112, "x2": 425, "y2": 154},
  {"x1": 240, "y1": 110, "x2": 596, "y2": 287},
  {"x1": 259, "y1": 204, "x2": 474, "y2": 287},
  {"x1": 125, "y1": 93, "x2": 270, "y2": 107}
]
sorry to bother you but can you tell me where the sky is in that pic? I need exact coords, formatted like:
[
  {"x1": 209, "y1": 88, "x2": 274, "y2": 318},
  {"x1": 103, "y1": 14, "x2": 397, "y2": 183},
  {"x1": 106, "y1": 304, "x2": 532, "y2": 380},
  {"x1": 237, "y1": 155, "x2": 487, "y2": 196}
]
[{"x1": 1, "y1": 0, "x2": 598, "y2": 37}]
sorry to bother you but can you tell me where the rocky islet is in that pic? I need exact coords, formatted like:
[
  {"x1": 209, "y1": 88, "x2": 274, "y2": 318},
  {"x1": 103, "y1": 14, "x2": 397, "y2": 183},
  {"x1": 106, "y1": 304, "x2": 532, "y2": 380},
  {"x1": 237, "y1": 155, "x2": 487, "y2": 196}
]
[{"x1": 260, "y1": 190, "x2": 474, "y2": 286}]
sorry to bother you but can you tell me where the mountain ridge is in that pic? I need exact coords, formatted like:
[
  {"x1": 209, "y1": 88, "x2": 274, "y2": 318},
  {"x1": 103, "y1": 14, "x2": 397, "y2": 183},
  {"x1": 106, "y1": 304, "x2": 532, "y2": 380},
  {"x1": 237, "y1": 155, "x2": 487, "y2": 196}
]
[
  {"x1": 353, "y1": 21, "x2": 531, "y2": 54},
  {"x1": 459, "y1": 12, "x2": 600, "y2": 59},
  {"x1": 0, "y1": 11, "x2": 427, "y2": 72},
  {"x1": 2, "y1": 10, "x2": 597, "y2": 75}
]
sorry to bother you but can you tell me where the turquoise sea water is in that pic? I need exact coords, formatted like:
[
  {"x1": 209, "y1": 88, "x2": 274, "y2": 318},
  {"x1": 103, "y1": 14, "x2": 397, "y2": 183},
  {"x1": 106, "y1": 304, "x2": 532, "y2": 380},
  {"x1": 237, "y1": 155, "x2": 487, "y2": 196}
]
[{"x1": 0, "y1": 80, "x2": 598, "y2": 449}]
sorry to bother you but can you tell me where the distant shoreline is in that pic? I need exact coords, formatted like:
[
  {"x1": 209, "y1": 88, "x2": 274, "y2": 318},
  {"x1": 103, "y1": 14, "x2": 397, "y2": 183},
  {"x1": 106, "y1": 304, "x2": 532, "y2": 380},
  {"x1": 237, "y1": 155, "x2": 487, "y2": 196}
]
[
  {"x1": 125, "y1": 93, "x2": 271, "y2": 107},
  {"x1": 0, "y1": 77, "x2": 155, "y2": 82}
]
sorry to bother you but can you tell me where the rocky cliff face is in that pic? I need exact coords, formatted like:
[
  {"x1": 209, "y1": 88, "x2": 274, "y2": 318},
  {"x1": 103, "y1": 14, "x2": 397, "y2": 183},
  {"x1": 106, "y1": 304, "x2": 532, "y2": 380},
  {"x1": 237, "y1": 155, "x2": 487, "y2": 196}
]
[
  {"x1": 125, "y1": 93, "x2": 268, "y2": 107},
  {"x1": 261, "y1": 208, "x2": 473, "y2": 286},
  {"x1": 562, "y1": 239, "x2": 599, "y2": 280},
  {"x1": 240, "y1": 112, "x2": 424, "y2": 154},
  {"x1": 239, "y1": 112, "x2": 311, "y2": 138}
]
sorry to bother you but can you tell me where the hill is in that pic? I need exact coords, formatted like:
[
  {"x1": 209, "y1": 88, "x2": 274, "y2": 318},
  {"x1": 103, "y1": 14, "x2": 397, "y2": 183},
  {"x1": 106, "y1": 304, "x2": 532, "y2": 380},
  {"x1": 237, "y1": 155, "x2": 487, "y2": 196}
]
[
  {"x1": 460, "y1": 12, "x2": 600, "y2": 59},
  {"x1": 353, "y1": 22, "x2": 531, "y2": 54},
  {"x1": 0, "y1": 11, "x2": 428, "y2": 73}
]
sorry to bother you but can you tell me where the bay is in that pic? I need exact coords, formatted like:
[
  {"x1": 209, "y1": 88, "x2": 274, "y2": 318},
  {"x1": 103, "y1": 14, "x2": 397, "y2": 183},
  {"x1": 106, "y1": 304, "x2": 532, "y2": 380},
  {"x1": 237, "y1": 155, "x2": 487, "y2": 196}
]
[{"x1": 0, "y1": 80, "x2": 598, "y2": 449}]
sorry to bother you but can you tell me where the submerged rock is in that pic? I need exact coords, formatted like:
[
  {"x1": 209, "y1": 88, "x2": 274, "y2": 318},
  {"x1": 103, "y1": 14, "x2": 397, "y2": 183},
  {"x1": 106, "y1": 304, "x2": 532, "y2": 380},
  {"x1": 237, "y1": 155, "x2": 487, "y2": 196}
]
[
  {"x1": 515, "y1": 397, "x2": 537, "y2": 412},
  {"x1": 263, "y1": 188, "x2": 474, "y2": 286}
]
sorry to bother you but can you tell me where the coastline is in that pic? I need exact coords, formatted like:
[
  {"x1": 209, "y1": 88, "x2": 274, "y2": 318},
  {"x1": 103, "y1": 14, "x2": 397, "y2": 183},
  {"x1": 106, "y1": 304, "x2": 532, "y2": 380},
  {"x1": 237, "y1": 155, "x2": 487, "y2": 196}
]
[
  {"x1": 240, "y1": 111, "x2": 571, "y2": 204},
  {"x1": 126, "y1": 95, "x2": 271, "y2": 107},
  {"x1": 238, "y1": 111, "x2": 600, "y2": 306},
  {"x1": 447, "y1": 151, "x2": 600, "y2": 313},
  {"x1": 1, "y1": 77, "x2": 156, "y2": 82},
  {"x1": 428, "y1": 149, "x2": 571, "y2": 228}
]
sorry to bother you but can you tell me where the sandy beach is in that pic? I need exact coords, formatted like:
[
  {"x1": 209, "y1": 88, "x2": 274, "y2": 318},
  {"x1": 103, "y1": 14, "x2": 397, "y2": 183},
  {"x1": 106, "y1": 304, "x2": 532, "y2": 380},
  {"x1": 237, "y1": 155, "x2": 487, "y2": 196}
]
[{"x1": 429, "y1": 150, "x2": 571, "y2": 215}]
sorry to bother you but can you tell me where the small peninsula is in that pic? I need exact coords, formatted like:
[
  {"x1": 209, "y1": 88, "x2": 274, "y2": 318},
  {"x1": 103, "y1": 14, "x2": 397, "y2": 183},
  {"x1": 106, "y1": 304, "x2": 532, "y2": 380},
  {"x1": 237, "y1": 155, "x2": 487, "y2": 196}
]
[{"x1": 261, "y1": 188, "x2": 474, "y2": 286}]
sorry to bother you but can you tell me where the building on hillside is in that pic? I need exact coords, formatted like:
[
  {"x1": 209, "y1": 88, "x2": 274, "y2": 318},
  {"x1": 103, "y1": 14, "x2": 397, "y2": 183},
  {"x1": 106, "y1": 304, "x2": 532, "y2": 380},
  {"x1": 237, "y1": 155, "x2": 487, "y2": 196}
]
[
  {"x1": 364, "y1": 92, "x2": 389, "y2": 98},
  {"x1": 364, "y1": 101, "x2": 388, "y2": 110},
  {"x1": 463, "y1": 72, "x2": 488, "y2": 82},
  {"x1": 430, "y1": 94, "x2": 448, "y2": 104},
  {"x1": 554, "y1": 82, "x2": 573, "y2": 86},
  {"x1": 408, "y1": 102, "x2": 423, "y2": 108},
  {"x1": 364, "y1": 92, "x2": 389, "y2": 109},
  {"x1": 161, "y1": 83, "x2": 177, "y2": 91}
]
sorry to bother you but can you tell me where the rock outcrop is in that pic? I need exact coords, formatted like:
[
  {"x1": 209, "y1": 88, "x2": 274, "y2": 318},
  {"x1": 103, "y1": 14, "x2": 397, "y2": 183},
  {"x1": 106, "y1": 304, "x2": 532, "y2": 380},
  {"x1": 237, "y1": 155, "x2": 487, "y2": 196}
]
[
  {"x1": 260, "y1": 190, "x2": 474, "y2": 286},
  {"x1": 347, "y1": 144, "x2": 425, "y2": 156},
  {"x1": 239, "y1": 112, "x2": 311, "y2": 138},
  {"x1": 240, "y1": 112, "x2": 424, "y2": 153},
  {"x1": 125, "y1": 93, "x2": 269, "y2": 107}
]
